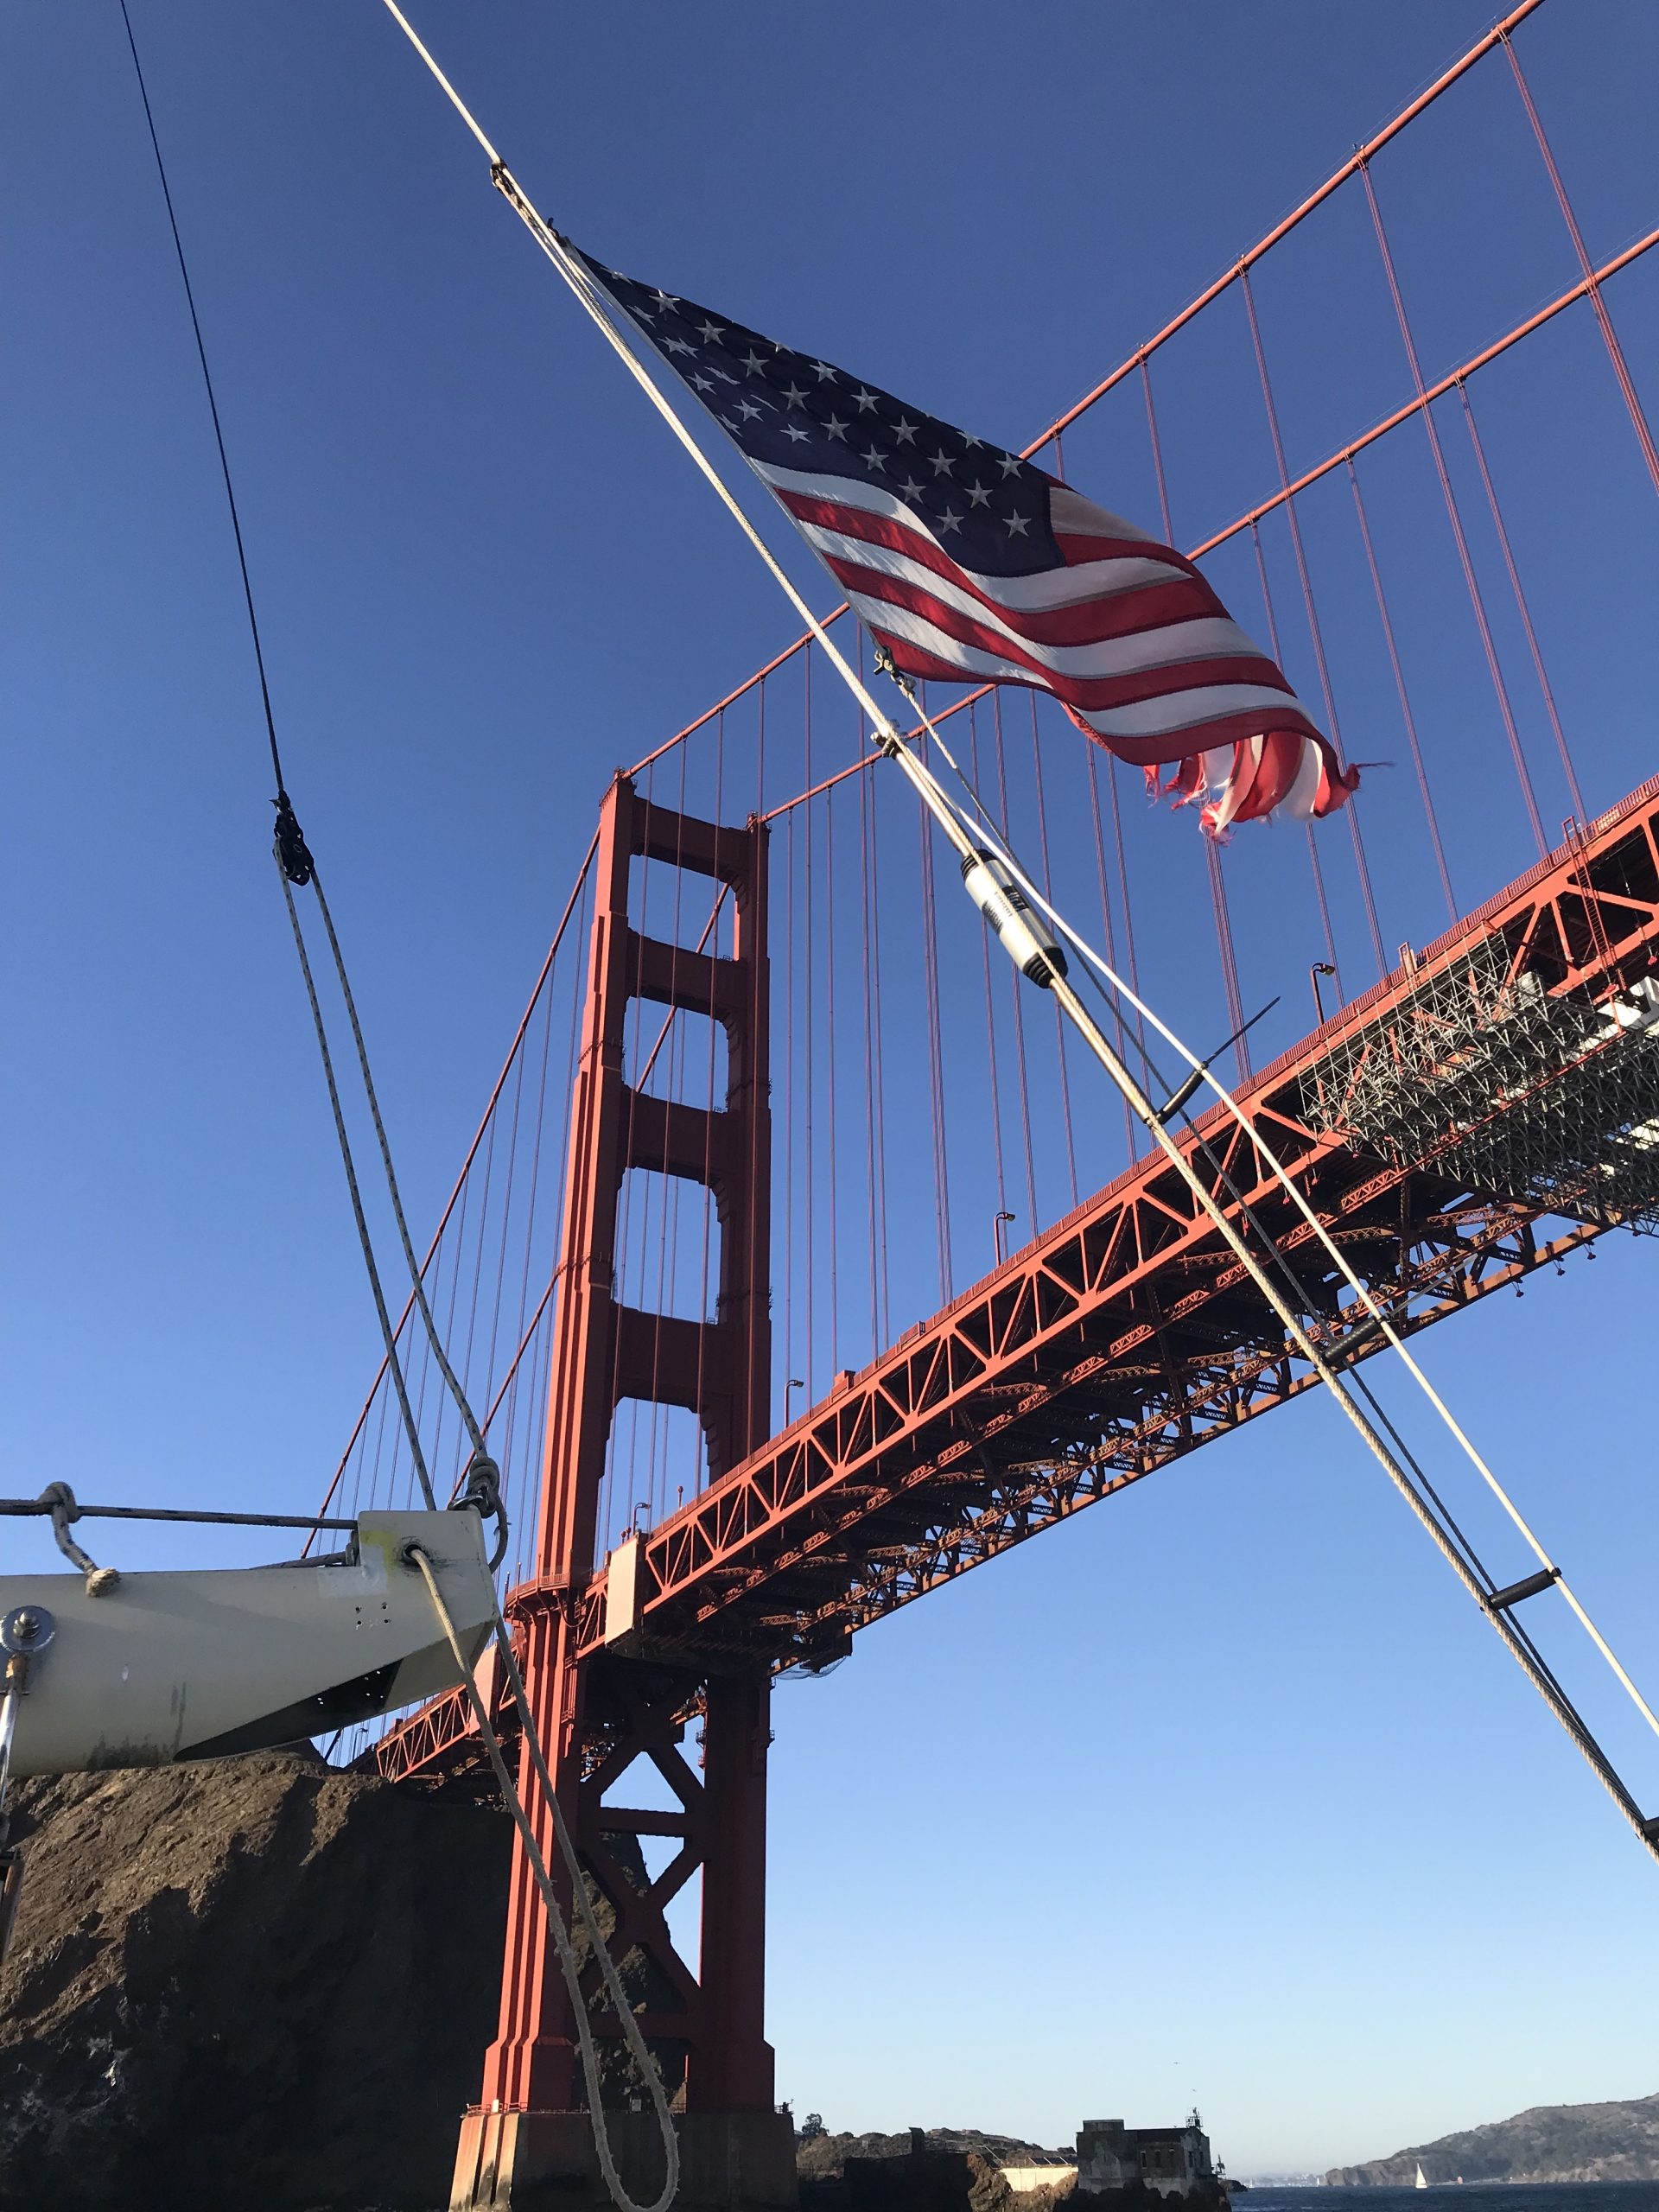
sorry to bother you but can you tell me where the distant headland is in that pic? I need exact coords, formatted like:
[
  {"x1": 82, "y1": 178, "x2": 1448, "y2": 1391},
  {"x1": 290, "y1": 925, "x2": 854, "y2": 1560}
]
[{"x1": 1326, "y1": 2094, "x2": 1659, "y2": 2186}]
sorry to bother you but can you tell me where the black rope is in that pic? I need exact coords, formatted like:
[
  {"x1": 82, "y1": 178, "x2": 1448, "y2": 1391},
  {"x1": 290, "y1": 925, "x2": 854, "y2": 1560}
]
[
  {"x1": 118, "y1": 0, "x2": 306, "y2": 866},
  {"x1": 0, "y1": 1497, "x2": 357, "y2": 1531},
  {"x1": 276, "y1": 857, "x2": 439, "y2": 1510},
  {"x1": 115, "y1": 4, "x2": 509, "y2": 1564}
]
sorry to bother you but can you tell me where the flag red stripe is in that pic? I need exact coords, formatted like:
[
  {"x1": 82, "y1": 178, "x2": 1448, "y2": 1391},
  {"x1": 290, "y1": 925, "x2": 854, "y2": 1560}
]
[
  {"x1": 779, "y1": 489, "x2": 1230, "y2": 648},
  {"x1": 841, "y1": 569, "x2": 1296, "y2": 711},
  {"x1": 1052, "y1": 528, "x2": 1211, "y2": 577},
  {"x1": 872, "y1": 622, "x2": 1325, "y2": 766}
]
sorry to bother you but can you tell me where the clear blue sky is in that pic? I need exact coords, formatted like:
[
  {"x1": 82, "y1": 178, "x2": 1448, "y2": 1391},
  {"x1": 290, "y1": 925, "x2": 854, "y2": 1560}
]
[{"x1": 4, "y1": 0, "x2": 1659, "y2": 2177}]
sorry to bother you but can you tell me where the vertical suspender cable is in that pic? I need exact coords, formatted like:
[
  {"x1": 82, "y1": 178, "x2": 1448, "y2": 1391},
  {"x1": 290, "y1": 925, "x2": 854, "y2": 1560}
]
[
  {"x1": 1357, "y1": 162, "x2": 1548, "y2": 858},
  {"x1": 802, "y1": 650, "x2": 817, "y2": 1394},
  {"x1": 968, "y1": 708, "x2": 1014, "y2": 1230},
  {"x1": 1501, "y1": 31, "x2": 1659, "y2": 500},
  {"x1": 861, "y1": 639, "x2": 893, "y2": 1341},
  {"x1": 989, "y1": 696, "x2": 1041, "y2": 1230},
  {"x1": 1250, "y1": 518, "x2": 1343, "y2": 990},
  {"x1": 825, "y1": 779, "x2": 842, "y2": 1376},
  {"x1": 858, "y1": 716, "x2": 884, "y2": 1348},
  {"x1": 377, "y1": 0, "x2": 1659, "y2": 1864},
  {"x1": 916, "y1": 791, "x2": 955, "y2": 1303},
  {"x1": 1239, "y1": 268, "x2": 1388, "y2": 976},
  {"x1": 1083, "y1": 751, "x2": 1138, "y2": 1162},
  {"x1": 1456, "y1": 379, "x2": 1588, "y2": 823},
  {"x1": 1027, "y1": 696, "x2": 1079, "y2": 1209},
  {"x1": 1344, "y1": 457, "x2": 1458, "y2": 923},
  {"x1": 1141, "y1": 357, "x2": 1251, "y2": 1078},
  {"x1": 783, "y1": 803, "x2": 798, "y2": 1421}
]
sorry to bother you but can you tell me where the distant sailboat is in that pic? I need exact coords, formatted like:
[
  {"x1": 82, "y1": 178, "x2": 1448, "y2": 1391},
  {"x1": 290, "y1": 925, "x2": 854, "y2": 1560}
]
[{"x1": 1414, "y1": 2167, "x2": 1429, "y2": 2190}]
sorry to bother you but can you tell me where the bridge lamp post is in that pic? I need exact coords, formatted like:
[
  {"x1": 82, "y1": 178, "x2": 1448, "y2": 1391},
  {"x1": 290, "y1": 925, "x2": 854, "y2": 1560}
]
[
  {"x1": 993, "y1": 1209, "x2": 1016, "y2": 1265},
  {"x1": 1309, "y1": 961, "x2": 1337, "y2": 1024}
]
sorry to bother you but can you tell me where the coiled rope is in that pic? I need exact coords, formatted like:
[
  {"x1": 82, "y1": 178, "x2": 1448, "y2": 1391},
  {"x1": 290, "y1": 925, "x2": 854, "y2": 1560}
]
[{"x1": 409, "y1": 1549, "x2": 680, "y2": 2212}]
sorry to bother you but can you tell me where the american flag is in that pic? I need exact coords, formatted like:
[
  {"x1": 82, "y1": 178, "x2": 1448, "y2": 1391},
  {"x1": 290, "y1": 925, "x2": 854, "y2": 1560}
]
[{"x1": 574, "y1": 249, "x2": 1357, "y2": 837}]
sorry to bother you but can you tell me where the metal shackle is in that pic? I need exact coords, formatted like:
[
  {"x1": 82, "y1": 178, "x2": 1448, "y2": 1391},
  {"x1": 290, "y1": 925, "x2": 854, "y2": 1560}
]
[{"x1": 0, "y1": 1606, "x2": 54, "y2": 1659}]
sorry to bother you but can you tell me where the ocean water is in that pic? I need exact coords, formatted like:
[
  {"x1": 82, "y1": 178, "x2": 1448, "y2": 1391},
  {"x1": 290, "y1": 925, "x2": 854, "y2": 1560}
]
[{"x1": 1245, "y1": 2190, "x2": 1659, "y2": 2212}]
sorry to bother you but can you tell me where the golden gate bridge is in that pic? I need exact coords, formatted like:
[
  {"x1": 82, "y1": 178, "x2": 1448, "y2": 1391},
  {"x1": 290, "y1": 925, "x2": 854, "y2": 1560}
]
[{"x1": 293, "y1": 6, "x2": 1659, "y2": 2204}]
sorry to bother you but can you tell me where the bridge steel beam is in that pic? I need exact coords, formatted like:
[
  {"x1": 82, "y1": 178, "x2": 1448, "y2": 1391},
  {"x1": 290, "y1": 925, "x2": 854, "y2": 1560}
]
[
  {"x1": 388, "y1": 772, "x2": 1659, "y2": 1767},
  {"x1": 387, "y1": 779, "x2": 1659, "y2": 1814},
  {"x1": 571, "y1": 771, "x2": 1659, "y2": 1671},
  {"x1": 451, "y1": 774, "x2": 792, "y2": 2212}
]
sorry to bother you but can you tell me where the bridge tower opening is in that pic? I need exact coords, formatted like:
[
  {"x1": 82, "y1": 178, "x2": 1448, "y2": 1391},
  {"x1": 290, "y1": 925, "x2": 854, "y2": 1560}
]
[{"x1": 452, "y1": 772, "x2": 791, "y2": 2212}]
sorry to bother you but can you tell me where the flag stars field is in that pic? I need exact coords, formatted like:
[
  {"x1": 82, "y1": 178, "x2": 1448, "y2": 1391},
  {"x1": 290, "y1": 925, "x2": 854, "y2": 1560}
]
[{"x1": 577, "y1": 249, "x2": 1360, "y2": 833}]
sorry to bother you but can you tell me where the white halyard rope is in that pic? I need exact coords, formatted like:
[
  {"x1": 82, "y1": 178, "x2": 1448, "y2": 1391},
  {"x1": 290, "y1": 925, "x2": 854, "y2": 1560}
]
[
  {"x1": 378, "y1": 2, "x2": 1659, "y2": 1860},
  {"x1": 906, "y1": 718, "x2": 1659, "y2": 1751}
]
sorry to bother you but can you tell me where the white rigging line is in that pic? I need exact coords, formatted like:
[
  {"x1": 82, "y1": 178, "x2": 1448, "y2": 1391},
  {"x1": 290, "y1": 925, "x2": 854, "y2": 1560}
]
[
  {"x1": 904, "y1": 696, "x2": 1659, "y2": 1751},
  {"x1": 377, "y1": 2, "x2": 1659, "y2": 1864}
]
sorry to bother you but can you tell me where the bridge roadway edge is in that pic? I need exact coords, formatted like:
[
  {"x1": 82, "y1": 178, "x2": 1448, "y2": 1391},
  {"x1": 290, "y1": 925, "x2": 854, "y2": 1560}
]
[{"x1": 378, "y1": 770, "x2": 1659, "y2": 1793}]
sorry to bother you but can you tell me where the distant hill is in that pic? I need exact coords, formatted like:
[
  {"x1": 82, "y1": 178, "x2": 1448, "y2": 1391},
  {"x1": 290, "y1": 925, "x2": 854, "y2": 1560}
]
[{"x1": 1326, "y1": 2093, "x2": 1659, "y2": 2185}]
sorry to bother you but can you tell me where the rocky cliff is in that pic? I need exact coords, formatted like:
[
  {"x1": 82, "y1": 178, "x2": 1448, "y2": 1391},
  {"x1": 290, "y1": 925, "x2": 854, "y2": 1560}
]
[
  {"x1": 798, "y1": 2129, "x2": 1078, "y2": 2212},
  {"x1": 798, "y1": 2132, "x2": 1074, "y2": 2183},
  {"x1": 1325, "y1": 2092, "x2": 1659, "y2": 2185},
  {"x1": 0, "y1": 1751, "x2": 511, "y2": 2211}
]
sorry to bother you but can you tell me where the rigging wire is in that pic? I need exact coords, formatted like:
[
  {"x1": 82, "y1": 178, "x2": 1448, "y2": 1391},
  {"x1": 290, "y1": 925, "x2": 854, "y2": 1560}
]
[
  {"x1": 386, "y1": 0, "x2": 1658, "y2": 1669},
  {"x1": 906, "y1": 701, "x2": 1659, "y2": 1767},
  {"x1": 309, "y1": 868, "x2": 493, "y2": 1470},
  {"x1": 906, "y1": 716, "x2": 1659, "y2": 1847},
  {"x1": 121, "y1": 0, "x2": 494, "y2": 1503},
  {"x1": 276, "y1": 861, "x2": 436, "y2": 1506},
  {"x1": 120, "y1": 12, "x2": 671, "y2": 2196},
  {"x1": 118, "y1": 0, "x2": 286, "y2": 807},
  {"x1": 380, "y1": 0, "x2": 1659, "y2": 1862}
]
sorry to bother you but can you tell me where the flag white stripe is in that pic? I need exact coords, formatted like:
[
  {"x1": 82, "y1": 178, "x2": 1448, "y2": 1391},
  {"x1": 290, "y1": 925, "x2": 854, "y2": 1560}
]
[
  {"x1": 848, "y1": 593, "x2": 1313, "y2": 741},
  {"x1": 756, "y1": 461, "x2": 1192, "y2": 610},
  {"x1": 1280, "y1": 734, "x2": 1326, "y2": 822},
  {"x1": 1069, "y1": 684, "x2": 1319, "y2": 742},
  {"x1": 807, "y1": 523, "x2": 1265, "y2": 681},
  {"x1": 1207, "y1": 736, "x2": 1261, "y2": 833}
]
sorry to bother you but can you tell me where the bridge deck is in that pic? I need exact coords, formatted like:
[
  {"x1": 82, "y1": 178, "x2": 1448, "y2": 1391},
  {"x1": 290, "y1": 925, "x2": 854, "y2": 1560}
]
[{"x1": 377, "y1": 773, "x2": 1659, "y2": 1783}]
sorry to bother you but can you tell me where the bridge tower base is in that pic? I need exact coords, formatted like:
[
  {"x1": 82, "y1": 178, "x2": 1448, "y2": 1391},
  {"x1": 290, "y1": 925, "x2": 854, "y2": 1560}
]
[
  {"x1": 452, "y1": 773, "x2": 790, "y2": 2212},
  {"x1": 451, "y1": 2109, "x2": 798, "y2": 2212}
]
